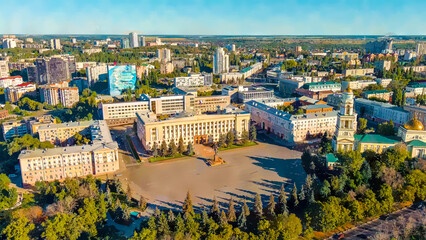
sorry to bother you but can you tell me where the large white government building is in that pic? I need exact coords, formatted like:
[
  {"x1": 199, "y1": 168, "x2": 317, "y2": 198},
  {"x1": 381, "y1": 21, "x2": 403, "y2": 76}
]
[{"x1": 136, "y1": 110, "x2": 250, "y2": 150}]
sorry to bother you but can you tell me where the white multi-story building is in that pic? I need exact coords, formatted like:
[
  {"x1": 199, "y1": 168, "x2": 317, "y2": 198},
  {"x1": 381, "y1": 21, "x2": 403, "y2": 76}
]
[
  {"x1": 140, "y1": 36, "x2": 146, "y2": 47},
  {"x1": 2, "y1": 38, "x2": 17, "y2": 49},
  {"x1": 140, "y1": 94, "x2": 193, "y2": 114},
  {"x1": 5, "y1": 83, "x2": 37, "y2": 103},
  {"x1": 136, "y1": 111, "x2": 250, "y2": 150},
  {"x1": 213, "y1": 47, "x2": 229, "y2": 74},
  {"x1": 86, "y1": 64, "x2": 108, "y2": 87},
  {"x1": 375, "y1": 78, "x2": 393, "y2": 88},
  {"x1": 157, "y1": 48, "x2": 171, "y2": 62},
  {"x1": 341, "y1": 80, "x2": 377, "y2": 91},
  {"x1": 50, "y1": 38, "x2": 61, "y2": 50},
  {"x1": 129, "y1": 32, "x2": 139, "y2": 48},
  {"x1": 246, "y1": 101, "x2": 338, "y2": 143},
  {"x1": 174, "y1": 73, "x2": 212, "y2": 87},
  {"x1": 0, "y1": 60, "x2": 9, "y2": 78},
  {"x1": 0, "y1": 76, "x2": 23, "y2": 88},
  {"x1": 99, "y1": 101, "x2": 149, "y2": 125},
  {"x1": 354, "y1": 98, "x2": 410, "y2": 126},
  {"x1": 416, "y1": 42, "x2": 426, "y2": 56},
  {"x1": 343, "y1": 68, "x2": 374, "y2": 76}
]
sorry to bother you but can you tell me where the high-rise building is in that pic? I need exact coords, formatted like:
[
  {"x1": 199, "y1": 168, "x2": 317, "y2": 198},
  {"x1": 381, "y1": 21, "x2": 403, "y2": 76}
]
[
  {"x1": 108, "y1": 65, "x2": 137, "y2": 95},
  {"x1": 365, "y1": 39, "x2": 393, "y2": 54},
  {"x1": 213, "y1": 47, "x2": 229, "y2": 74},
  {"x1": 416, "y1": 42, "x2": 426, "y2": 56},
  {"x1": 157, "y1": 48, "x2": 171, "y2": 62},
  {"x1": 140, "y1": 36, "x2": 146, "y2": 47},
  {"x1": 50, "y1": 38, "x2": 61, "y2": 50},
  {"x1": 2, "y1": 38, "x2": 17, "y2": 49},
  {"x1": 0, "y1": 60, "x2": 10, "y2": 78},
  {"x1": 129, "y1": 32, "x2": 139, "y2": 48},
  {"x1": 86, "y1": 64, "x2": 108, "y2": 87},
  {"x1": 225, "y1": 44, "x2": 236, "y2": 52},
  {"x1": 29, "y1": 55, "x2": 76, "y2": 84},
  {"x1": 332, "y1": 88, "x2": 357, "y2": 152},
  {"x1": 71, "y1": 38, "x2": 77, "y2": 44},
  {"x1": 121, "y1": 38, "x2": 130, "y2": 49}
]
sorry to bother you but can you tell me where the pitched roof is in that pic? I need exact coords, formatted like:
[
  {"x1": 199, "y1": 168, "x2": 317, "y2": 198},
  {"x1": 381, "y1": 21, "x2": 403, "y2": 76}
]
[
  {"x1": 354, "y1": 134, "x2": 400, "y2": 144},
  {"x1": 407, "y1": 140, "x2": 426, "y2": 147},
  {"x1": 326, "y1": 153, "x2": 339, "y2": 163}
]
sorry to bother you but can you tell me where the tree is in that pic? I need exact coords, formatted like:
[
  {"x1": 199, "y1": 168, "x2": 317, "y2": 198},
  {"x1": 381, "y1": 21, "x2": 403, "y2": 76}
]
[
  {"x1": 126, "y1": 183, "x2": 132, "y2": 202},
  {"x1": 237, "y1": 210, "x2": 247, "y2": 230},
  {"x1": 225, "y1": 130, "x2": 234, "y2": 146},
  {"x1": 275, "y1": 184, "x2": 288, "y2": 216},
  {"x1": 288, "y1": 183, "x2": 299, "y2": 209},
  {"x1": 249, "y1": 124, "x2": 257, "y2": 141},
  {"x1": 226, "y1": 197, "x2": 236, "y2": 222},
  {"x1": 182, "y1": 191, "x2": 194, "y2": 216},
  {"x1": 320, "y1": 180, "x2": 331, "y2": 199},
  {"x1": 264, "y1": 194, "x2": 276, "y2": 219},
  {"x1": 160, "y1": 140, "x2": 168, "y2": 157},
  {"x1": 1, "y1": 216, "x2": 34, "y2": 240},
  {"x1": 358, "y1": 118, "x2": 368, "y2": 134},
  {"x1": 178, "y1": 137, "x2": 185, "y2": 154},
  {"x1": 210, "y1": 197, "x2": 221, "y2": 221},
  {"x1": 319, "y1": 132, "x2": 333, "y2": 154},
  {"x1": 242, "y1": 199, "x2": 250, "y2": 217},
  {"x1": 240, "y1": 130, "x2": 249, "y2": 144},
  {"x1": 272, "y1": 214, "x2": 303, "y2": 240},
  {"x1": 252, "y1": 193, "x2": 263, "y2": 218},
  {"x1": 378, "y1": 184, "x2": 394, "y2": 213},
  {"x1": 186, "y1": 142, "x2": 194, "y2": 155},
  {"x1": 217, "y1": 134, "x2": 226, "y2": 148},
  {"x1": 139, "y1": 195, "x2": 147, "y2": 210},
  {"x1": 42, "y1": 213, "x2": 81, "y2": 240},
  {"x1": 377, "y1": 120, "x2": 396, "y2": 136},
  {"x1": 152, "y1": 142, "x2": 159, "y2": 157},
  {"x1": 168, "y1": 139, "x2": 177, "y2": 156}
]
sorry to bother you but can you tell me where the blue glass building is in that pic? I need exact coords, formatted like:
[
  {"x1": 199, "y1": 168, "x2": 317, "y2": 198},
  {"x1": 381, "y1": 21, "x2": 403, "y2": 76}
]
[{"x1": 108, "y1": 65, "x2": 137, "y2": 95}]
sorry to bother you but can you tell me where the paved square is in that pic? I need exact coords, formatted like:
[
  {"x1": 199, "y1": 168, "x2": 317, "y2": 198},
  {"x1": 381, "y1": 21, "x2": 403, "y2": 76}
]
[{"x1": 123, "y1": 141, "x2": 305, "y2": 212}]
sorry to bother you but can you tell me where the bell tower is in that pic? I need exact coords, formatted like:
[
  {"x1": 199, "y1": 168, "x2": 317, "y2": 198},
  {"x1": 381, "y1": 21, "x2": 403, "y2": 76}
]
[{"x1": 333, "y1": 87, "x2": 357, "y2": 152}]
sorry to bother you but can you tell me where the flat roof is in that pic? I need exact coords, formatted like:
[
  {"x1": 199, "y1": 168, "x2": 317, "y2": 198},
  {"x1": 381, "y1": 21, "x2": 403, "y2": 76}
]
[
  {"x1": 38, "y1": 120, "x2": 95, "y2": 131},
  {"x1": 18, "y1": 142, "x2": 118, "y2": 159}
]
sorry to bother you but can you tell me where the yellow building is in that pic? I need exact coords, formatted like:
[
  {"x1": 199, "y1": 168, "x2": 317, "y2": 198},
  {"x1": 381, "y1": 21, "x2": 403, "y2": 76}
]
[
  {"x1": 38, "y1": 121, "x2": 94, "y2": 145},
  {"x1": 19, "y1": 142, "x2": 119, "y2": 186},
  {"x1": 136, "y1": 111, "x2": 250, "y2": 150}
]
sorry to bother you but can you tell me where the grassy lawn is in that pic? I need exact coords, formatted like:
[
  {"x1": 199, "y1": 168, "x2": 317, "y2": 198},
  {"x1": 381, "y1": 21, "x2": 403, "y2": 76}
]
[
  {"x1": 149, "y1": 153, "x2": 189, "y2": 163},
  {"x1": 218, "y1": 141, "x2": 258, "y2": 151},
  {"x1": 125, "y1": 135, "x2": 141, "y2": 163}
]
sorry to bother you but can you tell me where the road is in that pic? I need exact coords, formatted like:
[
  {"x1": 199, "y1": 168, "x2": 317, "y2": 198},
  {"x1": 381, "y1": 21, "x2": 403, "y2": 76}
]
[{"x1": 337, "y1": 202, "x2": 425, "y2": 239}]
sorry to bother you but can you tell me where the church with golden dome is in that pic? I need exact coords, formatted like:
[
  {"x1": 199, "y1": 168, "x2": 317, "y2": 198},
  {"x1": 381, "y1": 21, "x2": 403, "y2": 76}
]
[{"x1": 333, "y1": 87, "x2": 426, "y2": 159}]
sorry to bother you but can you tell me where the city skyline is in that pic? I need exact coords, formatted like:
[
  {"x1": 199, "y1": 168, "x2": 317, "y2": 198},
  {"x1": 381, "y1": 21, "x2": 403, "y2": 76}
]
[{"x1": 1, "y1": 0, "x2": 425, "y2": 35}]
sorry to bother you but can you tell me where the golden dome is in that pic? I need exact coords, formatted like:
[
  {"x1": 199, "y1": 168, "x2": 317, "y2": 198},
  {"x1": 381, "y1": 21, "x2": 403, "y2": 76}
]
[
  {"x1": 345, "y1": 86, "x2": 353, "y2": 93},
  {"x1": 404, "y1": 116, "x2": 424, "y2": 131}
]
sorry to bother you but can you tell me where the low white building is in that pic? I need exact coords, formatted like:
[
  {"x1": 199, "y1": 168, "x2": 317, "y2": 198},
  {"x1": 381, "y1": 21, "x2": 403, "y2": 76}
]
[
  {"x1": 375, "y1": 78, "x2": 393, "y2": 88},
  {"x1": 174, "y1": 73, "x2": 212, "y2": 87}
]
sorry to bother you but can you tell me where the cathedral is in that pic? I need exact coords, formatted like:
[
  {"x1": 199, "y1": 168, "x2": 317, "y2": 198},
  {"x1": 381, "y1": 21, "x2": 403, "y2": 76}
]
[{"x1": 332, "y1": 87, "x2": 426, "y2": 159}]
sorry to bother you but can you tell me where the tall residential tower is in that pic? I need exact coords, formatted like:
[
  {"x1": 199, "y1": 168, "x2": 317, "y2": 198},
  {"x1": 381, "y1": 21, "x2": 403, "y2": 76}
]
[{"x1": 213, "y1": 47, "x2": 229, "y2": 74}]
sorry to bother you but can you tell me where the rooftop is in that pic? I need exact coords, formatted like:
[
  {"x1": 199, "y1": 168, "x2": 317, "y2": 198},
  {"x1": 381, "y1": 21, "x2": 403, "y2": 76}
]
[
  {"x1": 407, "y1": 140, "x2": 426, "y2": 147},
  {"x1": 301, "y1": 104, "x2": 333, "y2": 110},
  {"x1": 363, "y1": 90, "x2": 390, "y2": 94},
  {"x1": 354, "y1": 134, "x2": 401, "y2": 144},
  {"x1": 326, "y1": 153, "x2": 339, "y2": 163},
  {"x1": 38, "y1": 120, "x2": 95, "y2": 131},
  {"x1": 18, "y1": 142, "x2": 118, "y2": 159}
]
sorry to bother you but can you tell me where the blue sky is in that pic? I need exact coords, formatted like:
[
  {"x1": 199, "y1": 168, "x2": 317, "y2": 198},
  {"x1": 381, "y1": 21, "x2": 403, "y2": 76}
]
[{"x1": 1, "y1": 0, "x2": 425, "y2": 35}]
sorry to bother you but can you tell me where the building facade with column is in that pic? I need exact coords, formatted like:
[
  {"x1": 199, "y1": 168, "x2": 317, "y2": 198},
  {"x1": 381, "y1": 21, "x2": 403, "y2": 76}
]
[{"x1": 136, "y1": 111, "x2": 250, "y2": 150}]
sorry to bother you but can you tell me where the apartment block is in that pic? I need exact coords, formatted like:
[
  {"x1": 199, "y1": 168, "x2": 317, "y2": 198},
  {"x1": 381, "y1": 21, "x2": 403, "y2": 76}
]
[
  {"x1": 5, "y1": 83, "x2": 37, "y2": 103},
  {"x1": 354, "y1": 98, "x2": 409, "y2": 126},
  {"x1": 0, "y1": 75, "x2": 23, "y2": 88},
  {"x1": 86, "y1": 64, "x2": 108, "y2": 87},
  {"x1": 343, "y1": 68, "x2": 375, "y2": 77},
  {"x1": 0, "y1": 60, "x2": 9, "y2": 78}
]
